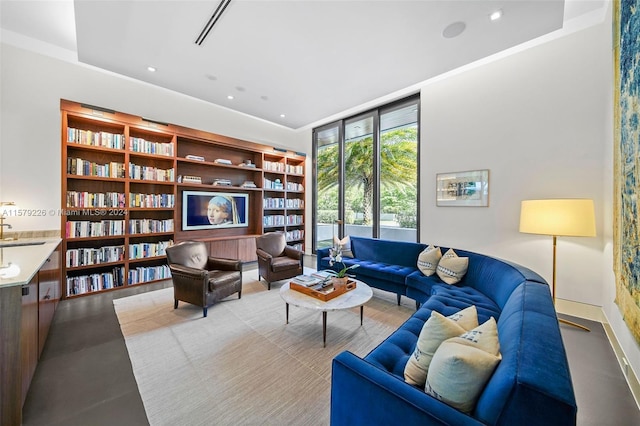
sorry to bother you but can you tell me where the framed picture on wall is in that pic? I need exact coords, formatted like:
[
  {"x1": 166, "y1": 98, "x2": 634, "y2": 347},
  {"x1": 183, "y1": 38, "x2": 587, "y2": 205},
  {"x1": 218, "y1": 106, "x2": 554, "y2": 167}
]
[{"x1": 436, "y1": 169, "x2": 489, "y2": 207}]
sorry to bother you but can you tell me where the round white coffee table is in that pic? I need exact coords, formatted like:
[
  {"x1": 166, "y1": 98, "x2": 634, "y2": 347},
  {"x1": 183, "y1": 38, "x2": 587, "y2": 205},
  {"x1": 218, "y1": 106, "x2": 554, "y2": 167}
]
[{"x1": 279, "y1": 279, "x2": 373, "y2": 347}]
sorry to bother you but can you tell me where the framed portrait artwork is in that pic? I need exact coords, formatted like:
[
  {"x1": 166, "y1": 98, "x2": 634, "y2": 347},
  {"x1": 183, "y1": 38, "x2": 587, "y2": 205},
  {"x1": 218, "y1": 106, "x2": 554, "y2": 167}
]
[
  {"x1": 182, "y1": 190, "x2": 249, "y2": 230},
  {"x1": 436, "y1": 169, "x2": 489, "y2": 207}
]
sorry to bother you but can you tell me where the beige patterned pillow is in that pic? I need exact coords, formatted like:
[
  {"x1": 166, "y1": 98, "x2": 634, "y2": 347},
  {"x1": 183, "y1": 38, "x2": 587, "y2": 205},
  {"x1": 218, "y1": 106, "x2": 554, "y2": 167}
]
[
  {"x1": 425, "y1": 317, "x2": 502, "y2": 413},
  {"x1": 404, "y1": 306, "x2": 478, "y2": 387},
  {"x1": 417, "y1": 245, "x2": 442, "y2": 276},
  {"x1": 436, "y1": 248, "x2": 468, "y2": 284}
]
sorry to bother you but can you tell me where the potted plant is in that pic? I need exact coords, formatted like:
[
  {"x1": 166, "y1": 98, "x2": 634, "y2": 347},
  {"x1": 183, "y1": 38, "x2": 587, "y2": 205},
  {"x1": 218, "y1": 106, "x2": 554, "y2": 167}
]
[{"x1": 327, "y1": 245, "x2": 359, "y2": 290}]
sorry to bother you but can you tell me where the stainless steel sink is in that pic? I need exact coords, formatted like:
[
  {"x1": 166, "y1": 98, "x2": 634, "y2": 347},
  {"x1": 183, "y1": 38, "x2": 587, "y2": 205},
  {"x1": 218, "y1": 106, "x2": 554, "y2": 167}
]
[{"x1": 0, "y1": 241, "x2": 46, "y2": 248}]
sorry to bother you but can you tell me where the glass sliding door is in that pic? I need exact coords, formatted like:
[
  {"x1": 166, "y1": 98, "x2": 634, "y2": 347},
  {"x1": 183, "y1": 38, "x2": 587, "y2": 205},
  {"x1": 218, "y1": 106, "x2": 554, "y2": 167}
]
[
  {"x1": 379, "y1": 101, "x2": 419, "y2": 242},
  {"x1": 344, "y1": 114, "x2": 375, "y2": 239},
  {"x1": 313, "y1": 94, "x2": 419, "y2": 252},
  {"x1": 313, "y1": 124, "x2": 341, "y2": 250}
]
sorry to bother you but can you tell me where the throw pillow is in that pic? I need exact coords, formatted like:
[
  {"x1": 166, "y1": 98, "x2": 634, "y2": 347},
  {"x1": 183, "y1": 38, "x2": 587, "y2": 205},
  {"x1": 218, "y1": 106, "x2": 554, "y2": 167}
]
[
  {"x1": 417, "y1": 245, "x2": 442, "y2": 276},
  {"x1": 333, "y1": 235, "x2": 354, "y2": 258},
  {"x1": 425, "y1": 317, "x2": 502, "y2": 413},
  {"x1": 404, "y1": 306, "x2": 478, "y2": 387},
  {"x1": 436, "y1": 248, "x2": 469, "y2": 284}
]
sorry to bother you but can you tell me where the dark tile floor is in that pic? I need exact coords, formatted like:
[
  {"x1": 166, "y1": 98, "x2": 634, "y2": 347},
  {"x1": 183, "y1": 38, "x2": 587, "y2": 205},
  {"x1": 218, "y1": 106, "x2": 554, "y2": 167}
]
[{"x1": 22, "y1": 265, "x2": 640, "y2": 425}]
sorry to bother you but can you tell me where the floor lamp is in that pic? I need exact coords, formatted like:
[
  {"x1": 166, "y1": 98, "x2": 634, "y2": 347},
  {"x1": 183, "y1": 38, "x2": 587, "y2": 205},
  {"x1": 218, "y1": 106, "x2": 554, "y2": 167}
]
[{"x1": 519, "y1": 199, "x2": 596, "y2": 332}]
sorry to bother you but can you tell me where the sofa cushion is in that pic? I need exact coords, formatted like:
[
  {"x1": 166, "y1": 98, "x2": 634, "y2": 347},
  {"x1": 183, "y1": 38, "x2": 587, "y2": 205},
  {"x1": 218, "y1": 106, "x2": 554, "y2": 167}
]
[
  {"x1": 417, "y1": 245, "x2": 442, "y2": 276},
  {"x1": 425, "y1": 317, "x2": 501, "y2": 414},
  {"x1": 354, "y1": 259, "x2": 417, "y2": 284},
  {"x1": 271, "y1": 256, "x2": 300, "y2": 272},
  {"x1": 430, "y1": 284, "x2": 502, "y2": 322},
  {"x1": 404, "y1": 306, "x2": 478, "y2": 387},
  {"x1": 436, "y1": 248, "x2": 469, "y2": 284},
  {"x1": 334, "y1": 235, "x2": 354, "y2": 258}
]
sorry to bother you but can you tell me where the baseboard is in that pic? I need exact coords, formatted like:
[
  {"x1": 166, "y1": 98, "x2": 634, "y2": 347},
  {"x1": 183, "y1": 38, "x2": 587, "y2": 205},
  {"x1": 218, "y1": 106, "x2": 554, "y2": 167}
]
[{"x1": 557, "y1": 299, "x2": 640, "y2": 410}]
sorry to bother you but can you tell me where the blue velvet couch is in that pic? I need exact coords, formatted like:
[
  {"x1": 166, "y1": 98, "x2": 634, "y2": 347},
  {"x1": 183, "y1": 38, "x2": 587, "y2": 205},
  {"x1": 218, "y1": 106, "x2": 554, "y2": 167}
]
[{"x1": 318, "y1": 237, "x2": 577, "y2": 425}]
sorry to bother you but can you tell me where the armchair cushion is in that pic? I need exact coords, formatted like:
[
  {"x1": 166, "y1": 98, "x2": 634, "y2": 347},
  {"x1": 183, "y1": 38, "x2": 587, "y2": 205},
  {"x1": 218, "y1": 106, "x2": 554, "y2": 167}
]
[
  {"x1": 208, "y1": 270, "x2": 242, "y2": 291},
  {"x1": 271, "y1": 256, "x2": 302, "y2": 272}
]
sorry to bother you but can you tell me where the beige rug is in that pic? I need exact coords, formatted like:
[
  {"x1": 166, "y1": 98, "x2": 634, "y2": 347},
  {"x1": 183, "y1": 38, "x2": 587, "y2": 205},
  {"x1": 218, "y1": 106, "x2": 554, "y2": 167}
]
[{"x1": 113, "y1": 268, "x2": 414, "y2": 426}]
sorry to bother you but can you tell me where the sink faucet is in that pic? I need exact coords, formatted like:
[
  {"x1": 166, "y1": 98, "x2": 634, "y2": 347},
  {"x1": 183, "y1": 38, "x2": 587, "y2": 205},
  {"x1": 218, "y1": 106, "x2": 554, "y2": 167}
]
[{"x1": 0, "y1": 222, "x2": 11, "y2": 240}]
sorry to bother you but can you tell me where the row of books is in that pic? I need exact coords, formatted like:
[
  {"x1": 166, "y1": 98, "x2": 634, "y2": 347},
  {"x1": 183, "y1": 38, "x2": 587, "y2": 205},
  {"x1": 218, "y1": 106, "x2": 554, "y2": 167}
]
[
  {"x1": 286, "y1": 229, "x2": 304, "y2": 241},
  {"x1": 264, "y1": 178, "x2": 284, "y2": 190},
  {"x1": 129, "y1": 137, "x2": 174, "y2": 156},
  {"x1": 264, "y1": 197, "x2": 285, "y2": 209},
  {"x1": 66, "y1": 245, "x2": 125, "y2": 268},
  {"x1": 286, "y1": 182, "x2": 304, "y2": 191},
  {"x1": 67, "y1": 128, "x2": 125, "y2": 149},
  {"x1": 286, "y1": 198, "x2": 304, "y2": 208},
  {"x1": 129, "y1": 265, "x2": 171, "y2": 285},
  {"x1": 129, "y1": 164, "x2": 175, "y2": 182},
  {"x1": 67, "y1": 158, "x2": 126, "y2": 178},
  {"x1": 128, "y1": 240, "x2": 172, "y2": 260},
  {"x1": 66, "y1": 191, "x2": 126, "y2": 208},
  {"x1": 129, "y1": 193, "x2": 175, "y2": 208},
  {"x1": 289, "y1": 243, "x2": 303, "y2": 251},
  {"x1": 263, "y1": 215, "x2": 304, "y2": 227},
  {"x1": 263, "y1": 160, "x2": 286, "y2": 172},
  {"x1": 65, "y1": 220, "x2": 125, "y2": 238},
  {"x1": 67, "y1": 267, "x2": 126, "y2": 295},
  {"x1": 286, "y1": 164, "x2": 304, "y2": 174},
  {"x1": 129, "y1": 218, "x2": 174, "y2": 234}
]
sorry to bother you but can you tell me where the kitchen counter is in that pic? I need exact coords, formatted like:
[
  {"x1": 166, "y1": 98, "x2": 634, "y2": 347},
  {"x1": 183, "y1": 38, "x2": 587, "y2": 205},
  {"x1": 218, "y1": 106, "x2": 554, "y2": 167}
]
[{"x1": 0, "y1": 237, "x2": 62, "y2": 288}]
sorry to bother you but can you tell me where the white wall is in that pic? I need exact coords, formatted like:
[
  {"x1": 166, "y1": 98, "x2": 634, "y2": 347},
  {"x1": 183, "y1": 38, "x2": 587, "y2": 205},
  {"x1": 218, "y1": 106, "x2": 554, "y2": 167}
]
[{"x1": 0, "y1": 44, "x2": 300, "y2": 231}]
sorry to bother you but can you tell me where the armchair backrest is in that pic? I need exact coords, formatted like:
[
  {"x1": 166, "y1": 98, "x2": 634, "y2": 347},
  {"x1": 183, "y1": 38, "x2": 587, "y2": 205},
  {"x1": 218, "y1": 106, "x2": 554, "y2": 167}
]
[
  {"x1": 166, "y1": 241, "x2": 208, "y2": 269},
  {"x1": 256, "y1": 232, "x2": 286, "y2": 257}
]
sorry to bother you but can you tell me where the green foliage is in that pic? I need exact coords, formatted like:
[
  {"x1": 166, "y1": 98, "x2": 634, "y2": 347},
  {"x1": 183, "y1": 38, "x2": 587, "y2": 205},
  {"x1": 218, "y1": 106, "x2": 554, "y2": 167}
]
[{"x1": 316, "y1": 127, "x2": 418, "y2": 227}]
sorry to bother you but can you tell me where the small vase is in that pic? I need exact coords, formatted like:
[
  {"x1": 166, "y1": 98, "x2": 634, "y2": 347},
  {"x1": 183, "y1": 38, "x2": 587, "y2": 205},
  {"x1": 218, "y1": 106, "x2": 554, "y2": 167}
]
[{"x1": 331, "y1": 277, "x2": 349, "y2": 291}]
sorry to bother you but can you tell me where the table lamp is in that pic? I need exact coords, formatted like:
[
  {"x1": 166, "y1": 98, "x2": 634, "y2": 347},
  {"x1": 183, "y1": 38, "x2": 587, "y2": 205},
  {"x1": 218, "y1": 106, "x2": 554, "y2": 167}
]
[{"x1": 519, "y1": 199, "x2": 596, "y2": 331}]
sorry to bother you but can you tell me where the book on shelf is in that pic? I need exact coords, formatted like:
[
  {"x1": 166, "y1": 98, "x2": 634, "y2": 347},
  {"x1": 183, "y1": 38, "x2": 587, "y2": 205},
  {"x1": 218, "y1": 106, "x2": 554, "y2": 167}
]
[
  {"x1": 214, "y1": 158, "x2": 232, "y2": 165},
  {"x1": 241, "y1": 181, "x2": 257, "y2": 188},
  {"x1": 212, "y1": 178, "x2": 232, "y2": 186},
  {"x1": 185, "y1": 154, "x2": 205, "y2": 161}
]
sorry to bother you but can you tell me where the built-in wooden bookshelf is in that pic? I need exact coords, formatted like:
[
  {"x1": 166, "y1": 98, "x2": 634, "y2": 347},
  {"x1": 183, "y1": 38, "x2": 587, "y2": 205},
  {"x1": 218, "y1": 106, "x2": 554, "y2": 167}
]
[{"x1": 60, "y1": 100, "x2": 306, "y2": 298}]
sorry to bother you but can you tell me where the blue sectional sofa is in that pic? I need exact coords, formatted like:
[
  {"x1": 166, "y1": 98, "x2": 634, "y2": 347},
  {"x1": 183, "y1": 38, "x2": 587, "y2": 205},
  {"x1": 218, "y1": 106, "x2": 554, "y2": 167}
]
[{"x1": 318, "y1": 236, "x2": 577, "y2": 425}]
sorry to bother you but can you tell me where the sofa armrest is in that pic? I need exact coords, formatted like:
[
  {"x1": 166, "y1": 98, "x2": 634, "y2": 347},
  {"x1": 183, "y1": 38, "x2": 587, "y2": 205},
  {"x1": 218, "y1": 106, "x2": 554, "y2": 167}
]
[
  {"x1": 256, "y1": 248, "x2": 273, "y2": 261},
  {"x1": 331, "y1": 351, "x2": 483, "y2": 426},
  {"x1": 283, "y1": 246, "x2": 303, "y2": 260},
  {"x1": 207, "y1": 257, "x2": 242, "y2": 271},
  {"x1": 317, "y1": 247, "x2": 330, "y2": 270}
]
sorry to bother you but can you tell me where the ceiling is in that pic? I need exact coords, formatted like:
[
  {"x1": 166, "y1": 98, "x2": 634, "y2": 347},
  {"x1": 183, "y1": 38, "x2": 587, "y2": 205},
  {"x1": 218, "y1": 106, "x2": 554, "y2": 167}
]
[{"x1": 1, "y1": 1, "x2": 606, "y2": 130}]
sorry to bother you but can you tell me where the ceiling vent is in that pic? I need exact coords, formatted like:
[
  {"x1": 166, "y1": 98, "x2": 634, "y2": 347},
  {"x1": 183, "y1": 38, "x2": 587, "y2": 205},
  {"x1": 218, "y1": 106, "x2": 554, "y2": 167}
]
[{"x1": 195, "y1": 0, "x2": 232, "y2": 46}]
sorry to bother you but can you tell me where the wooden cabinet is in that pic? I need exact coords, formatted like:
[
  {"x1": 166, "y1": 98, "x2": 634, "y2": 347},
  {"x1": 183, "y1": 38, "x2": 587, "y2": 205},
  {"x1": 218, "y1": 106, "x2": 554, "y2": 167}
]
[
  {"x1": 61, "y1": 100, "x2": 306, "y2": 298},
  {"x1": 38, "y1": 245, "x2": 61, "y2": 356},
  {"x1": 1, "y1": 242, "x2": 62, "y2": 425},
  {"x1": 20, "y1": 275, "x2": 38, "y2": 406}
]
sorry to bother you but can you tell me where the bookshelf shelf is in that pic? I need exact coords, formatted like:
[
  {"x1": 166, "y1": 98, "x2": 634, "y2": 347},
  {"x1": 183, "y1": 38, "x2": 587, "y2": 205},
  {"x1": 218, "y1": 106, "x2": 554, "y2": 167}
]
[{"x1": 61, "y1": 99, "x2": 306, "y2": 298}]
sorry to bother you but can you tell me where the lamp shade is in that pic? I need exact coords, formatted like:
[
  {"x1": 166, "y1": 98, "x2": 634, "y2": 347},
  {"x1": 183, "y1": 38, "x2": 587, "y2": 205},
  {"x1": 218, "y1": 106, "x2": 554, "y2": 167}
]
[{"x1": 519, "y1": 199, "x2": 596, "y2": 237}]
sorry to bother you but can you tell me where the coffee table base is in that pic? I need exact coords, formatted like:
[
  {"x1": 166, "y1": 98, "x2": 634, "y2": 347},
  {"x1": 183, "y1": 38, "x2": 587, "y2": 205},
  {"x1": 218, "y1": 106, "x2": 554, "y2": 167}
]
[{"x1": 285, "y1": 303, "x2": 365, "y2": 347}]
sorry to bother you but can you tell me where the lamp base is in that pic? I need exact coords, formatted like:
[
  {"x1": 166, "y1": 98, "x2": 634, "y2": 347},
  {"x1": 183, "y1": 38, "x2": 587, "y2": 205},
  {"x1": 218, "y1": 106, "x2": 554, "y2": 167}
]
[{"x1": 559, "y1": 317, "x2": 590, "y2": 332}]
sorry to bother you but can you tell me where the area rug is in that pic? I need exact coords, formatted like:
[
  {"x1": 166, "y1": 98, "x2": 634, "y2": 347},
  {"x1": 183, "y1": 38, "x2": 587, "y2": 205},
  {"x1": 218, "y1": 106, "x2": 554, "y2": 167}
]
[{"x1": 113, "y1": 268, "x2": 414, "y2": 425}]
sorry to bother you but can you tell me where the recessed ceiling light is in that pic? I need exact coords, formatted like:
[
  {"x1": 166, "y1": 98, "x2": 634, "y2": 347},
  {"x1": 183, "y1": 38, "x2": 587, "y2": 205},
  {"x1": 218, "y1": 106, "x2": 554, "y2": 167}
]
[
  {"x1": 227, "y1": 95, "x2": 234, "y2": 100},
  {"x1": 236, "y1": 86, "x2": 246, "y2": 92},
  {"x1": 205, "y1": 74, "x2": 217, "y2": 81},
  {"x1": 147, "y1": 66, "x2": 156, "y2": 72},
  {"x1": 489, "y1": 10, "x2": 503, "y2": 21},
  {"x1": 280, "y1": 114, "x2": 286, "y2": 118},
  {"x1": 261, "y1": 95, "x2": 269, "y2": 101},
  {"x1": 442, "y1": 21, "x2": 466, "y2": 39}
]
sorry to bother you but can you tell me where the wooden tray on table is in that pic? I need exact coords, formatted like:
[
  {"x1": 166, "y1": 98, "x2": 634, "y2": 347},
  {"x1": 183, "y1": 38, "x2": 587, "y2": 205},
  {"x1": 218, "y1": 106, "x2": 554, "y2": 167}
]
[{"x1": 289, "y1": 279, "x2": 356, "y2": 302}]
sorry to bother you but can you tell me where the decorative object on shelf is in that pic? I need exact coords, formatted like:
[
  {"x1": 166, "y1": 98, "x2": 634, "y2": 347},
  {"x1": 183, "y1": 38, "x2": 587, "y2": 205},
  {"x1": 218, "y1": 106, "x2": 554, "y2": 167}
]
[
  {"x1": 182, "y1": 175, "x2": 203, "y2": 184},
  {"x1": 241, "y1": 181, "x2": 257, "y2": 188},
  {"x1": 212, "y1": 178, "x2": 232, "y2": 186},
  {"x1": 239, "y1": 159, "x2": 256, "y2": 168},
  {"x1": 436, "y1": 169, "x2": 489, "y2": 207},
  {"x1": 185, "y1": 154, "x2": 205, "y2": 161},
  {"x1": 519, "y1": 198, "x2": 596, "y2": 331},
  {"x1": 214, "y1": 158, "x2": 232, "y2": 165}
]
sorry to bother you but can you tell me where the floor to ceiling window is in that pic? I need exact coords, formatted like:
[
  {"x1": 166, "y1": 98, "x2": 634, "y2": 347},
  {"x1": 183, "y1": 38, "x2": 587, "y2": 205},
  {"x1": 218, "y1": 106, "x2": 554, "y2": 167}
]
[{"x1": 313, "y1": 95, "x2": 419, "y2": 252}]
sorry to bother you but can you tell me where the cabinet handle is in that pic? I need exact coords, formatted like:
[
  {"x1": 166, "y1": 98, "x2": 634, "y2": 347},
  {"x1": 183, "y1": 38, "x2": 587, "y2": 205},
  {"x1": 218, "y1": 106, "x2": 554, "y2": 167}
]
[{"x1": 22, "y1": 285, "x2": 29, "y2": 296}]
